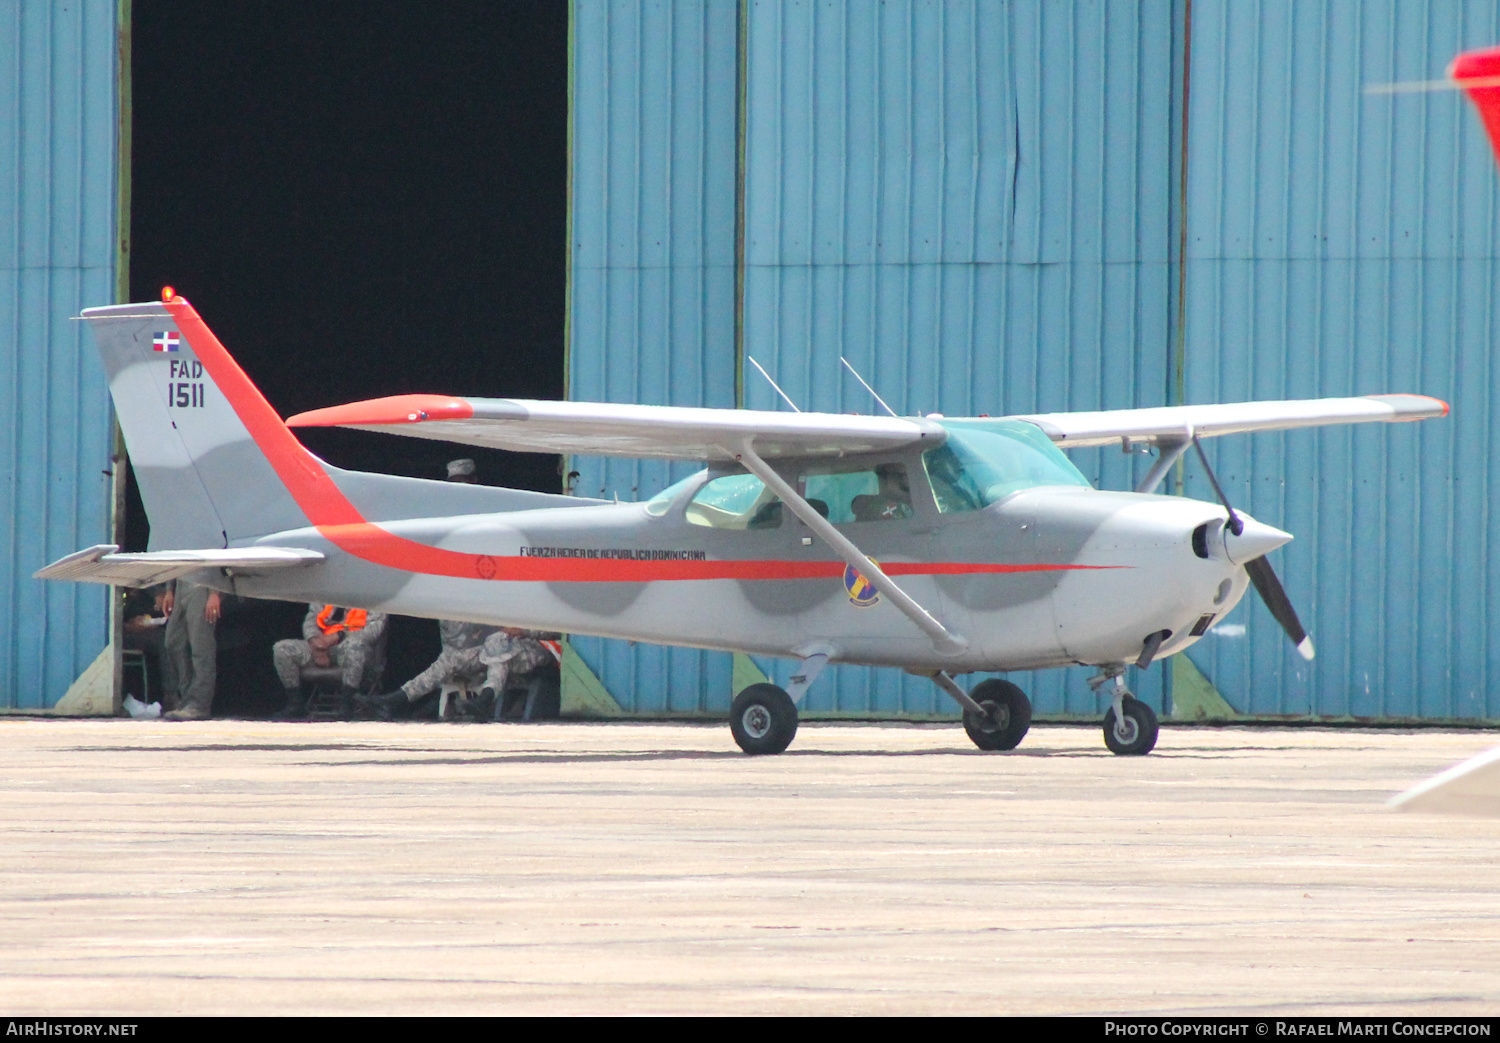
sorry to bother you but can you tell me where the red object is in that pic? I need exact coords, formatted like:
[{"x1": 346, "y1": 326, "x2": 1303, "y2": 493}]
[
  {"x1": 1452, "y1": 47, "x2": 1500, "y2": 171},
  {"x1": 286, "y1": 394, "x2": 474, "y2": 428},
  {"x1": 315, "y1": 605, "x2": 369, "y2": 634}
]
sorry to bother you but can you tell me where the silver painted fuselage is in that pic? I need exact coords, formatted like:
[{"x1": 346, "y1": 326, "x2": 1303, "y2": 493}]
[{"x1": 223, "y1": 469, "x2": 1256, "y2": 674}]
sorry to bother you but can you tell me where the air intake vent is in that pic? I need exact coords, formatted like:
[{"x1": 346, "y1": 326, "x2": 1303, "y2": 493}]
[
  {"x1": 1192, "y1": 523, "x2": 1211, "y2": 559},
  {"x1": 1190, "y1": 613, "x2": 1216, "y2": 637}
]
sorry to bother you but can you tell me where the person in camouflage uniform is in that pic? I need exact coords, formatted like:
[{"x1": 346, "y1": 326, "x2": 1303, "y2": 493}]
[
  {"x1": 363, "y1": 623, "x2": 559, "y2": 722},
  {"x1": 271, "y1": 604, "x2": 387, "y2": 720},
  {"x1": 471, "y1": 627, "x2": 558, "y2": 719},
  {"x1": 359, "y1": 619, "x2": 494, "y2": 719}
]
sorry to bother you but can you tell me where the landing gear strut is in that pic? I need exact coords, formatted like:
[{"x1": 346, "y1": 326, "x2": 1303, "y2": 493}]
[
  {"x1": 962, "y1": 679, "x2": 1033, "y2": 751},
  {"x1": 932, "y1": 673, "x2": 1032, "y2": 751},
  {"x1": 1090, "y1": 668, "x2": 1159, "y2": 756}
]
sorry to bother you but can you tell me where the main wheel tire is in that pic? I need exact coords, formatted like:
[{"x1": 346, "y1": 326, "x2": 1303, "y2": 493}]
[
  {"x1": 962, "y1": 679, "x2": 1032, "y2": 751},
  {"x1": 1103, "y1": 697, "x2": 1159, "y2": 755},
  {"x1": 729, "y1": 683, "x2": 799, "y2": 755}
]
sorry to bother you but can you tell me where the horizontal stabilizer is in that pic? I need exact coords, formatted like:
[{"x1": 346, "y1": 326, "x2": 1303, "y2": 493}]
[
  {"x1": 1390, "y1": 744, "x2": 1500, "y2": 817},
  {"x1": 35, "y1": 544, "x2": 324, "y2": 588}
]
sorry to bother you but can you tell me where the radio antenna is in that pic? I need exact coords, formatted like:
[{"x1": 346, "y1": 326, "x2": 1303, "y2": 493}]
[
  {"x1": 746, "y1": 356, "x2": 801, "y2": 412},
  {"x1": 839, "y1": 357, "x2": 899, "y2": 418}
]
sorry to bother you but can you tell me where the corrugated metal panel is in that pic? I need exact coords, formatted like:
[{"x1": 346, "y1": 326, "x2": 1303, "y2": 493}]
[
  {"x1": 740, "y1": 0, "x2": 1178, "y2": 716},
  {"x1": 1180, "y1": 0, "x2": 1500, "y2": 720},
  {"x1": 567, "y1": 0, "x2": 741, "y2": 711},
  {"x1": 0, "y1": 0, "x2": 118, "y2": 707},
  {"x1": 568, "y1": 0, "x2": 1496, "y2": 723}
]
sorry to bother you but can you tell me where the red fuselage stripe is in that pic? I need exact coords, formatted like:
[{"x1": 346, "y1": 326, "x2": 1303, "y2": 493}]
[{"x1": 169, "y1": 298, "x2": 1119, "y2": 584}]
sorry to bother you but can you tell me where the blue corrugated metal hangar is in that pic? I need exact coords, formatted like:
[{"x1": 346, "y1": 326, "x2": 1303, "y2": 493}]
[
  {"x1": 567, "y1": 0, "x2": 1500, "y2": 723},
  {"x1": 5, "y1": 0, "x2": 1500, "y2": 722}
]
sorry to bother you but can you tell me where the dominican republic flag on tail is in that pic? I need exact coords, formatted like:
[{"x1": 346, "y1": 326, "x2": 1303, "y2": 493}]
[{"x1": 152, "y1": 331, "x2": 179, "y2": 352}]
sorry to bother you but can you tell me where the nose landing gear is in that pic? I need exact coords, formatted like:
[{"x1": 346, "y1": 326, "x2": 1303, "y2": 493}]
[{"x1": 1090, "y1": 668, "x2": 1159, "y2": 755}]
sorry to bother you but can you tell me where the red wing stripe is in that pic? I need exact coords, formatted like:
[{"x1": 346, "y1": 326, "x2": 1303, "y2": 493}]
[{"x1": 169, "y1": 297, "x2": 1126, "y2": 584}]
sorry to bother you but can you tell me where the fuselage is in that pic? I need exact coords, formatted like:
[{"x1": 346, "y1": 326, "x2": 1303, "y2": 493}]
[{"x1": 220, "y1": 450, "x2": 1260, "y2": 674}]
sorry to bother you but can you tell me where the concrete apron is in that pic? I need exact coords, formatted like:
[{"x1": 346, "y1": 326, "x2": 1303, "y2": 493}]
[{"x1": 0, "y1": 719, "x2": 1497, "y2": 1016}]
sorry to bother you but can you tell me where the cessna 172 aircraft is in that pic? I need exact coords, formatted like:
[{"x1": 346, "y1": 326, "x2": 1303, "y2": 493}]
[{"x1": 39, "y1": 294, "x2": 1445, "y2": 756}]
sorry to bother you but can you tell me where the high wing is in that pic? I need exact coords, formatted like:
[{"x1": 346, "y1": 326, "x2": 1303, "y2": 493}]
[
  {"x1": 35, "y1": 545, "x2": 325, "y2": 588},
  {"x1": 287, "y1": 392, "x2": 1447, "y2": 458},
  {"x1": 1013, "y1": 394, "x2": 1448, "y2": 448},
  {"x1": 286, "y1": 395, "x2": 946, "y2": 460}
]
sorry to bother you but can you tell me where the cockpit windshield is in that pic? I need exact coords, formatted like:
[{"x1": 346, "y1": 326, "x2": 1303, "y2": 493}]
[{"x1": 923, "y1": 420, "x2": 1090, "y2": 512}]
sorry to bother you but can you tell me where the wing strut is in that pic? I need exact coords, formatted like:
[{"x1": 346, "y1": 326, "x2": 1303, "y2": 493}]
[
  {"x1": 1134, "y1": 434, "x2": 1192, "y2": 494},
  {"x1": 733, "y1": 440, "x2": 968, "y2": 656}
]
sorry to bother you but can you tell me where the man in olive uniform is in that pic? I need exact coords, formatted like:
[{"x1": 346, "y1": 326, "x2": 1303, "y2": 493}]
[
  {"x1": 162, "y1": 581, "x2": 225, "y2": 721},
  {"x1": 271, "y1": 603, "x2": 387, "y2": 720}
]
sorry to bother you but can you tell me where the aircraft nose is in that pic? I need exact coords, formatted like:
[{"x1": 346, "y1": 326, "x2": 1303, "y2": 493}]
[{"x1": 1222, "y1": 514, "x2": 1293, "y2": 565}]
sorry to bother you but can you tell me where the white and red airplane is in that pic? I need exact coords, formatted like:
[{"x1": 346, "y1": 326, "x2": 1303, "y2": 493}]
[{"x1": 38, "y1": 290, "x2": 1445, "y2": 756}]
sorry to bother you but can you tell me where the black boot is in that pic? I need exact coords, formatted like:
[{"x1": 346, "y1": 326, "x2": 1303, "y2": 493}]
[
  {"x1": 357, "y1": 690, "x2": 410, "y2": 722},
  {"x1": 472, "y1": 687, "x2": 498, "y2": 723},
  {"x1": 270, "y1": 686, "x2": 308, "y2": 721},
  {"x1": 459, "y1": 687, "x2": 496, "y2": 723}
]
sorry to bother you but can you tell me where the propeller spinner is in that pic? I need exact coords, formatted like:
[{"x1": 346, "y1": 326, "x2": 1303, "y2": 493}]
[{"x1": 1191, "y1": 436, "x2": 1315, "y2": 661}]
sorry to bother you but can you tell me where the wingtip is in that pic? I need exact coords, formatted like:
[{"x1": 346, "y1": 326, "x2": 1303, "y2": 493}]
[{"x1": 1297, "y1": 636, "x2": 1316, "y2": 661}]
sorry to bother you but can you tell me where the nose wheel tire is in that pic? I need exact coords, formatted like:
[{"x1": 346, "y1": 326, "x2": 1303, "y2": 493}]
[
  {"x1": 962, "y1": 679, "x2": 1032, "y2": 751},
  {"x1": 1103, "y1": 697, "x2": 1159, "y2": 756},
  {"x1": 730, "y1": 683, "x2": 799, "y2": 755}
]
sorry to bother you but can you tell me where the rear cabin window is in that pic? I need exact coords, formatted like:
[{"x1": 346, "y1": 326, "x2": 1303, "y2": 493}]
[
  {"x1": 686, "y1": 473, "x2": 784, "y2": 529},
  {"x1": 799, "y1": 462, "x2": 913, "y2": 525},
  {"x1": 924, "y1": 420, "x2": 1090, "y2": 513}
]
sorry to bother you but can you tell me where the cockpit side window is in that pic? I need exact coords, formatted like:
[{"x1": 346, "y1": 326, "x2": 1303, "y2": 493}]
[{"x1": 922, "y1": 445, "x2": 986, "y2": 513}]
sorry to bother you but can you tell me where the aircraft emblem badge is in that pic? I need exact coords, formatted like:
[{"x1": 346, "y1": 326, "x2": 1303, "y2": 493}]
[{"x1": 844, "y1": 561, "x2": 880, "y2": 607}]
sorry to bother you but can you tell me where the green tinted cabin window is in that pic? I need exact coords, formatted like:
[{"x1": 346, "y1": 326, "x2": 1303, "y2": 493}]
[
  {"x1": 924, "y1": 421, "x2": 1090, "y2": 512},
  {"x1": 800, "y1": 463, "x2": 913, "y2": 524},
  {"x1": 686, "y1": 473, "x2": 783, "y2": 529}
]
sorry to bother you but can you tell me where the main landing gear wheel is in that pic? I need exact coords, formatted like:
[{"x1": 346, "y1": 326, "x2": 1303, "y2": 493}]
[
  {"x1": 1103, "y1": 697, "x2": 1159, "y2": 756},
  {"x1": 730, "y1": 683, "x2": 798, "y2": 755},
  {"x1": 962, "y1": 679, "x2": 1032, "y2": 751}
]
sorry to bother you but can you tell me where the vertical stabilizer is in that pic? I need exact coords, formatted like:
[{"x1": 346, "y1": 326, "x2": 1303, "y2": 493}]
[{"x1": 82, "y1": 296, "x2": 313, "y2": 549}]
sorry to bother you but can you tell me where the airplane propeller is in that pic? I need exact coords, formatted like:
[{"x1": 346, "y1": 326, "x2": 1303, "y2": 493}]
[{"x1": 1190, "y1": 437, "x2": 1316, "y2": 661}]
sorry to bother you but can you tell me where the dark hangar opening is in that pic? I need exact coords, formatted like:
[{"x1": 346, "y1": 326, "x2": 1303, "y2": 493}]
[{"x1": 128, "y1": 1, "x2": 569, "y2": 712}]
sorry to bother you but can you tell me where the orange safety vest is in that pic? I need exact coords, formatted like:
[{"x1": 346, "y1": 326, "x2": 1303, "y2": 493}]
[{"x1": 316, "y1": 605, "x2": 368, "y2": 635}]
